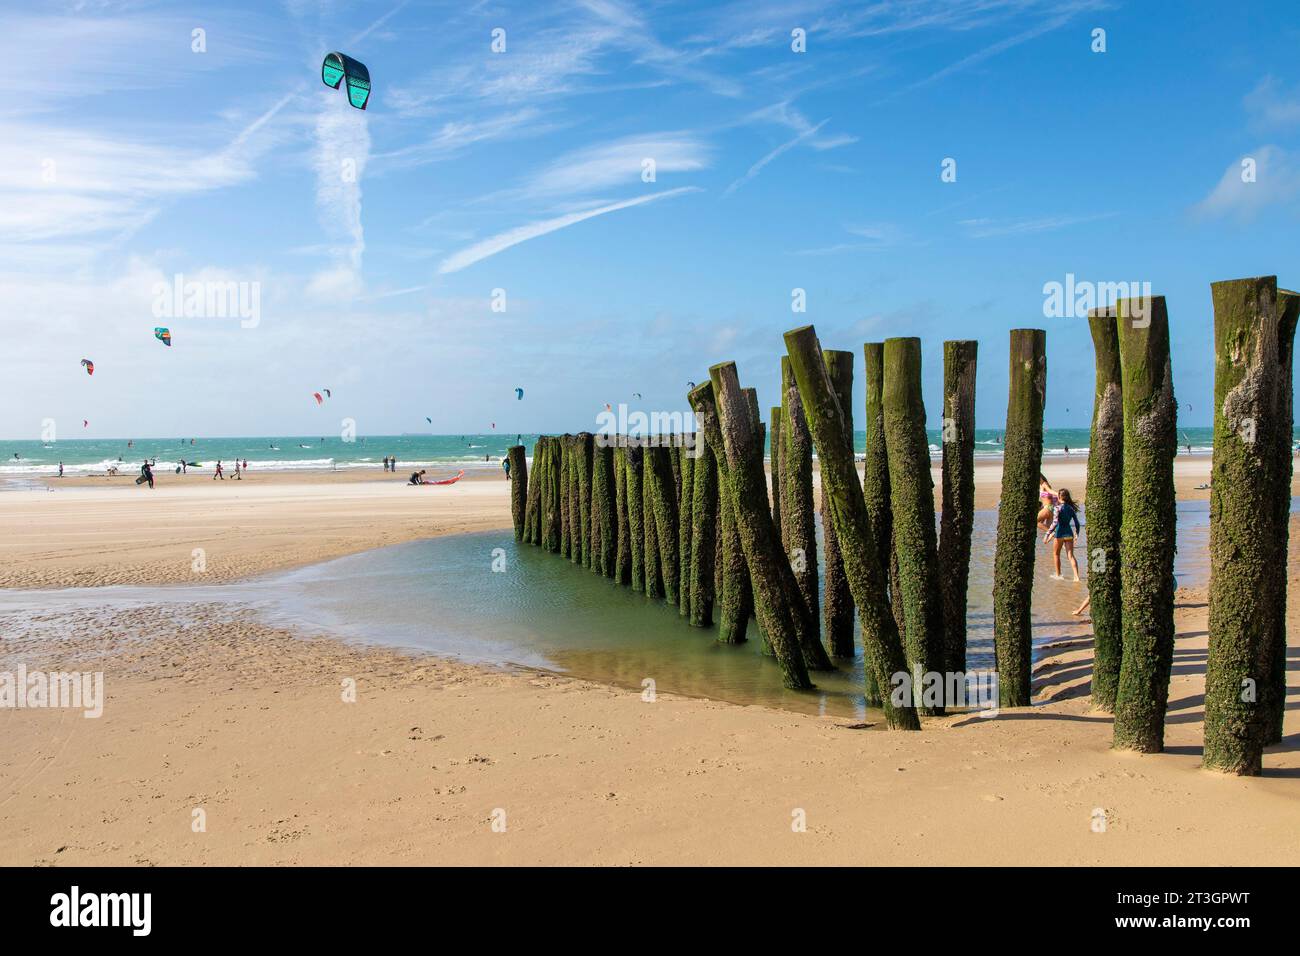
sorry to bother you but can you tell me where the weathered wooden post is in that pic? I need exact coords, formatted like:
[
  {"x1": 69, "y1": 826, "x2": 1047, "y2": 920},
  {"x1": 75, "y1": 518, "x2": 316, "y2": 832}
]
[
  {"x1": 559, "y1": 436, "x2": 572, "y2": 557},
  {"x1": 523, "y1": 439, "x2": 542, "y2": 545},
  {"x1": 678, "y1": 437, "x2": 695, "y2": 617},
  {"x1": 696, "y1": 371, "x2": 812, "y2": 690},
  {"x1": 591, "y1": 442, "x2": 616, "y2": 577},
  {"x1": 689, "y1": 434, "x2": 718, "y2": 627},
  {"x1": 614, "y1": 444, "x2": 631, "y2": 585},
  {"x1": 1268, "y1": 289, "x2": 1299, "y2": 744},
  {"x1": 883, "y1": 337, "x2": 946, "y2": 711},
  {"x1": 643, "y1": 441, "x2": 663, "y2": 599},
  {"x1": 647, "y1": 445, "x2": 681, "y2": 605},
  {"x1": 626, "y1": 445, "x2": 646, "y2": 592},
  {"x1": 1204, "y1": 278, "x2": 1289, "y2": 773},
  {"x1": 769, "y1": 406, "x2": 785, "y2": 548},
  {"x1": 576, "y1": 433, "x2": 594, "y2": 569},
  {"x1": 785, "y1": 326, "x2": 920, "y2": 729},
  {"x1": 542, "y1": 437, "x2": 562, "y2": 552},
  {"x1": 1112, "y1": 297, "x2": 1177, "y2": 753},
  {"x1": 939, "y1": 341, "x2": 977, "y2": 676},
  {"x1": 822, "y1": 349, "x2": 856, "y2": 658},
  {"x1": 508, "y1": 445, "x2": 528, "y2": 541},
  {"x1": 568, "y1": 436, "x2": 582, "y2": 564},
  {"x1": 781, "y1": 357, "x2": 820, "y2": 642},
  {"x1": 864, "y1": 343, "x2": 906, "y2": 648},
  {"x1": 1085, "y1": 309, "x2": 1123, "y2": 712},
  {"x1": 992, "y1": 329, "x2": 1046, "y2": 708}
]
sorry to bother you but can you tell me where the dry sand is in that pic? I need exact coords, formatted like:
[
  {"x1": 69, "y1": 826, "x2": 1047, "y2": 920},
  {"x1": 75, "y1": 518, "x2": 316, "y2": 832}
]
[{"x1": 0, "y1": 455, "x2": 1295, "y2": 866}]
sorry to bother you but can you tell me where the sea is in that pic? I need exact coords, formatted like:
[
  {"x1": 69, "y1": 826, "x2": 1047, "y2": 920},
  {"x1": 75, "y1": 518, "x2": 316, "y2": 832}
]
[{"x1": 0, "y1": 427, "x2": 1225, "y2": 480}]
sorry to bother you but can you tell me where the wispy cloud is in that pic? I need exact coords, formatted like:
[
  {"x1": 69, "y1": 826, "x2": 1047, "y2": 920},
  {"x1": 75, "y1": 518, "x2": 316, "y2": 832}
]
[
  {"x1": 311, "y1": 94, "x2": 372, "y2": 297},
  {"x1": 522, "y1": 134, "x2": 711, "y2": 199},
  {"x1": 1245, "y1": 76, "x2": 1300, "y2": 129},
  {"x1": 724, "y1": 117, "x2": 828, "y2": 196},
  {"x1": 1192, "y1": 146, "x2": 1300, "y2": 223},
  {"x1": 957, "y1": 212, "x2": 1116, "y2": 238},
  {"x1": 437, "y1": 187, "x2": 701, "y2": 274}
]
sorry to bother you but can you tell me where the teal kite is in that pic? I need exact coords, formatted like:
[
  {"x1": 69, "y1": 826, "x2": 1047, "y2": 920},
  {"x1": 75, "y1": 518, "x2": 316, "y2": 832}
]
[
  {"x1": 514, "y1": 387, "x2": 524, "y2": 400},
  {"x1": 154, "y1": 327, "x2": 171, "y2": 346},
  {"x1": 322, "y1": 52, "x2": 371, "y2": 110}
]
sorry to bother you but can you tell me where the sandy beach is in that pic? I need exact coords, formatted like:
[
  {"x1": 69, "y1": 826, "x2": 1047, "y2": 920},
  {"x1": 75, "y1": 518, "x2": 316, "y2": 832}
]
[{"x1": 0, "y1": 454, "x2": 1295, "y2": 867}]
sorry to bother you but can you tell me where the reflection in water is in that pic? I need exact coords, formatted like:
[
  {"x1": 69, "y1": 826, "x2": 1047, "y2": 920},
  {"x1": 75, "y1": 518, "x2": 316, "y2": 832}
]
[{"x1": 0, "y1": 502, "x2": 1215, "y2": 721}]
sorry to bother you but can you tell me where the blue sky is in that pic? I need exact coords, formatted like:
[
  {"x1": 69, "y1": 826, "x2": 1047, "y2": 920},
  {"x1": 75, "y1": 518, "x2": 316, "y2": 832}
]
[{"x1": 3, "y1": 0, "x2": 1299, "y2": 438}]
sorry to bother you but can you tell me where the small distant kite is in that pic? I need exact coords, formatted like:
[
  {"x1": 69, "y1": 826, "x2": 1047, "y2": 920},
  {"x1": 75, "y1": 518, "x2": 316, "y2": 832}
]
[
  {"x1": 322, "y1": 388, "x2": 331, "y2": 398},
  {"x1": 514, "y1": 387, "x2": 524, "y2": 401},
  {"x1": 490, "y1": 422, "x2": 496, "y2": 429},
  {"x1": 81, "y1": 359, "x2": 94, "y2": 376},
  {"x1": 82, "y1": 420, "x2": 89, "y2": 428},
  {"x1": 313, "y1": 392, "x2": 324, "y2": 406},
  {"x1": 687, "y1": 381, "x2": 696, "y2": 390},
  {"x1": 605, "y1": 403, "x2": 612, "y2": 412},
  {"x1": 154, "y1": 327, "x2": 171, "y2": 346},
  {"x1": 632, "y1": 392, "x2": 641, "y2": 400},
  {"x1": 426, "y1": 417, "x2": 432, "y2": 424},
  {"x1": 322, "y1": 52, "x2": 371, "y2": 110}
]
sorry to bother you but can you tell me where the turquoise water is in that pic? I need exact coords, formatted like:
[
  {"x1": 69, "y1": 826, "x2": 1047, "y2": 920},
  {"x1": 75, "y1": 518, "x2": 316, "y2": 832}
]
[
  {"x1": 0, "y1": 502, "x2": 1215, "y2": 720},
  {"x1": 0, "y1": 427, "x2": 1225, "y2": 479}
]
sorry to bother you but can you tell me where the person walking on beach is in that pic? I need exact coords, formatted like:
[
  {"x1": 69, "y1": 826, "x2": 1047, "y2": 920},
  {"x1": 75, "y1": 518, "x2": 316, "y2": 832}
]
[
  {"x1": 232, "y1": 459, "x2": 242, "y2": 480},
  {"x1": 1036, "y1": 474, "x2": 1058, "y2": 532},
  {"x1": 214, "y1": 460, "x2": 224, "y2": 480},
  {"x1": 1046, "y1": 489, "x2": 1081, "y2": 581},
  {"x1": 242, "y1": 459, "x2": 248, "y2": 472},
  {"x1": 140, "y1": 460, "x2": 154, "y2": 489},
  {"x1": 502, "y1": 456, "x2": 511, "y2": 480},
  {"x1": 58, "y1": 462, "x2": 63, "y2": 478}
]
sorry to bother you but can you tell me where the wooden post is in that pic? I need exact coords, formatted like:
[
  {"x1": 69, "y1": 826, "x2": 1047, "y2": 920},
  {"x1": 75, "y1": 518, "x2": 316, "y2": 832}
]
[
  {"x1": 939, "y1": 340, "x2": 977, "y2": 676},
  {"x1": 508, "y1": 445, "x2": 528, "y2": 541},
  {"x1": 822, "y1": 349, "x2": 856, "y2": 658},
  {"x1": 643, "y1": 441, "x2": 663, "y2": 599},
  {"x1": 697, "y1": 371, "x2": 812, "y2": 690},
  {"x1": 678, "y1": 437, "x2": 695, "y2": 617},
  {"x1": 647, "y1": 445, "x2": 681, "y2": 605},
  {"x1": 614, "y1": 444, "x2": 631, "y2": 585},
  {"x1": 591, "y1": 442, "x2": 616, "y2": 577},
  {"x1": 780, "y1": 357, "x2": 820, "y2": 644},
  {"x1": 523, "y1": 438, "x2": 542, "y2": 545},
  {"x1": 1085, "y1": 310, "x2": 1123, "y2": 712},
  {"x1": 1112, "y1": 297, "x2": 1177, "y2": 753},
  {"x1": 770, "y1": 406, "x2": 785, "y2": 549},
  {"x1": 992, "y1": 329, "x2": 1046, "y2": 708},
  {"x1": 883, "y1": 337, "x2": 946, "y2": 713},
  {"x1": 1204, "y1": 279, "x2": 1287, "y2": 773},
  {"x1": 785, "y1": 326, "x2": 919, "y2": 729},
  {"x1": 689, "y1": 434, "x2": 718, "y2": 627},
  {"x1": 626, "y1": 445, "x2": 646, "y2": 592},
  {"x1": 1268, "y1": 289, "x2": 1299, "y2": 744},
  {"x1": 864, "y1": 343, "x2": 906, "y2": 650}
]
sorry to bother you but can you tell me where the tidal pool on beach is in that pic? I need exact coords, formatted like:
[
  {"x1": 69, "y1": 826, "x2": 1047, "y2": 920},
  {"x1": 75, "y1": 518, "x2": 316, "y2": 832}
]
[{"x1": 0, "y1": 501, "x2": 1216, "y2": 720}]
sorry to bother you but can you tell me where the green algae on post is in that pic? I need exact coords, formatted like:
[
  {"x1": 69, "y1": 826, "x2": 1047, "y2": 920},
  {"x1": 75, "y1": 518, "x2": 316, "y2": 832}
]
[
  {"x1": 939, "y1": 340, "x2": 977, "y2": 676},
  {"x1": 785, "y1": 326, "x2": 918, "y2": 729},
  {"x1": 688, "y1": 434, "x2": 718, "y2": 627},
  {"x1": 626, "y1": 444, "x2": 646, "y2": 592},
  {"x1": 992, "y1": 328, "x2": 1046, "y2": 708},
  {"x1": 1085, "y1": 310, "x2": 1123, "y2": 712},
  {"x1": 821, "y1": 349, "x2": 856, "y2": 659}
]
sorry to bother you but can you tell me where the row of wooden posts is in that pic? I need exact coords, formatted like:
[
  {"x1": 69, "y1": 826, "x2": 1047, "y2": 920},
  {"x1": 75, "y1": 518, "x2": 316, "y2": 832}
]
[{"x1": 503, "y1": 276, "x2": 1294, "y2": 776}]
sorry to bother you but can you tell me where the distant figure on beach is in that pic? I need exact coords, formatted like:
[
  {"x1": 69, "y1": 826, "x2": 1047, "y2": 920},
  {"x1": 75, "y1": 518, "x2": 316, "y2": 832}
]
[
  {"x1": 1046, "y1": 489, "x2": 1081, "y2": 582},
  {"x1": 232, "y1": 460, "x2": 242, "y2": 480},
  {"x1": 502, "y1": 457, "x2": 511, "y2": 480},
  {"x1": 139, "y1": 461, "x2": 154, "y2": 489},
  {"x1": 242, "y1": 459, "x2": 248, "y2": 471},
  {"x1": 409, "y1": 469, "x2": 426, "y2": 485},
  {"x1": 214, "y1": 460, "x2": 224, "y2": 480},
  {"x1": 391, "y1": 456, "x2": 397, "y2": 471},
  {"x1": 1063, "y1": 444, "x2": 1070, "y2": 457},
  {"x1": 1037, "y1": 474, "x2": 1058, "y2": 532},
  {"x1": 485, "y1": 453, "x2": 490, "y2": 462},
  {"x1": 179, "y1": 460, "x2": 186, "y2": 474},
  {"x1": 58, "y1": 462, "x2": 63, "y2": 477}
]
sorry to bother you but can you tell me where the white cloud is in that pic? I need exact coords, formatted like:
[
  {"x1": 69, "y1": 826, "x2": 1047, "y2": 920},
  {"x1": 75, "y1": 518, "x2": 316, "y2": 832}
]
[
  {"x1": 524, "y1": 134, "x2": 711, "y2": 198},
  {"x1": 1245, "y1": 77, "x2": 1300, "y2": 129},
  {"x1": 312, "y1": 95, "x2": 371, "y2": 293},
  {"x1": 957, "y1": 212, "x2": 1116, "y2": 238},
  {"x1": 437, "y1": 187, "x2": 701, "y2": 274},
  {"x1": 1193, "y1": 146, "x2": 1300, "y2": 223}
]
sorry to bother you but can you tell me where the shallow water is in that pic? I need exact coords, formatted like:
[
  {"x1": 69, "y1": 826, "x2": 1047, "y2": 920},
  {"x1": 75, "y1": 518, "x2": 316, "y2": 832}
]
[{"x1": 0, "y1": 501, "x2": 1216, "y2": 721}]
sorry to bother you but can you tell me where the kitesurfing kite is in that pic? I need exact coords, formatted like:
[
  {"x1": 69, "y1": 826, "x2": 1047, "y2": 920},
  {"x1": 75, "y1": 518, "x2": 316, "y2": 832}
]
[
  {"x1": 82, "y1": 420, "x2": 89, "y2": 428},
  {"x1": 154, "y1": 327, "x2": 171, "y2": 346},
  {"x1": 687, "y1": 381, "x2": 696, "y2": 390},
  {"x1": 322, "y1": 52, "x2": 371, "y2": 110},
  {"x1": 322, "y1": 388, "x2": 331, "y2": 398},
  {"x1": 81, "y1": 359, "x2": 94, "y2": 376},
  {"x1": 426, "y1": 417, "x2": 432, "y2": 424},
  {"x1": 515, "y1": 387, "x2": 524, "y2": 400},
  {"x1": 632, "y1": 392, "x2": 641, "y2": 400},
  {"x1": 313, "y1": 392, "x2": 324, "y2": 406}
]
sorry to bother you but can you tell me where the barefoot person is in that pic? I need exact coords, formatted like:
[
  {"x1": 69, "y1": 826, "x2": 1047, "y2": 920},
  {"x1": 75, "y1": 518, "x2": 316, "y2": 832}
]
[
  {"x1": 1047, "y1": 488, "x2": 1081, "y2": 581},
  {"x1": 1036, "y1": 474, "x2": 1058, "y2": 533}
]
